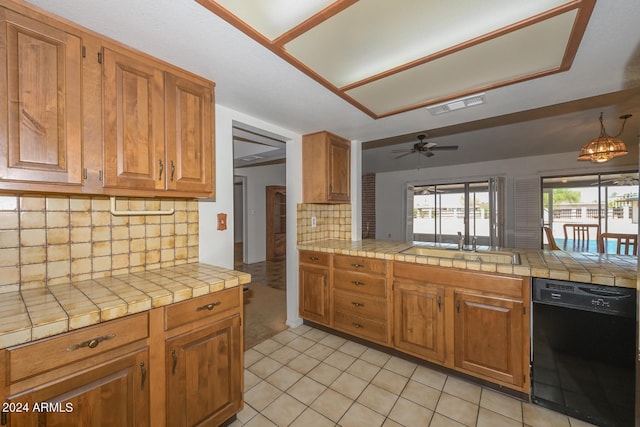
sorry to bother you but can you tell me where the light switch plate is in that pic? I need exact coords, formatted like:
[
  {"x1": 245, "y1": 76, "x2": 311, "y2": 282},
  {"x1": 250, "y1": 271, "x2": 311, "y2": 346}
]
[{"x1": 311, "y1": 216, "x2": 317, "y2": 228}]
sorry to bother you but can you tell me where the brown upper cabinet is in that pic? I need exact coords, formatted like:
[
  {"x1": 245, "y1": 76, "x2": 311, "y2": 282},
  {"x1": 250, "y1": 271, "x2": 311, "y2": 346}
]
[
  {"x1": 0, "y1": 1, "x2": 215, "y2": 198},
  {"x1": 302, "y1": 131, "x2": 350, "y2": 203},
  {"x1": 0, "y1": 9, "x2": 83, "y2": 187},
  {"x1": 102, "y1": 47, "x2": 214, "y2": 197}
]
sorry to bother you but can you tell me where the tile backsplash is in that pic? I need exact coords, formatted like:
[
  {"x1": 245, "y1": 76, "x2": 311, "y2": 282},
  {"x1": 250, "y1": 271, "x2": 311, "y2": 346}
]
[
  {"x1": 297, "y1": 203, "x2": 351, "y2": 243},
  {"x1": 0, "y1": 195, "x2": 199, "y2": 292}
]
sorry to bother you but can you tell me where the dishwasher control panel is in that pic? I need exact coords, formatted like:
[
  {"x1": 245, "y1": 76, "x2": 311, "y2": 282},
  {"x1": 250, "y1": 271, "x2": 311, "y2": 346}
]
[{"x1": 533, "y1": 278, "x2": 636, "y2": 318}]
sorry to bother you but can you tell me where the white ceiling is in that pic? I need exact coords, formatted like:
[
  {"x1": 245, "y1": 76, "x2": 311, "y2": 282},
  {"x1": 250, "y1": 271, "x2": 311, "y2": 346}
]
[{"x1": 24, "y1": 0, "x2": 640, "y2": 173}]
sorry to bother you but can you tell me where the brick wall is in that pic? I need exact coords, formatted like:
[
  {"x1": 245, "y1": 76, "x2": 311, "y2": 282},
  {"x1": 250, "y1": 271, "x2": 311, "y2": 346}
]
[{"x1": 362, "y1": 173, "x2": 376, "y2": 239}]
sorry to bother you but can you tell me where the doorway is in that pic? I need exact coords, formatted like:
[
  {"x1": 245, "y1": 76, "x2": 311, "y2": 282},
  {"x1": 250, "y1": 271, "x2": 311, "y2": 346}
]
[
  {"x1": 266, "y1": 185, "x2": 286, "y2": 261},
  {"x1": 233, "y1": 176, "x2": 247, "y2": 267}
]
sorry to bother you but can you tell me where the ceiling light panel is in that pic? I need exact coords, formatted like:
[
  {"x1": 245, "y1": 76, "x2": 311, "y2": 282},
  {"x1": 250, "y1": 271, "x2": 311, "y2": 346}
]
[
  {"x1": 213, "y1": 0, "x2": 336, "y2": 40},
  {"x1": 285, "y1": 0, "x2": 571, "y2": 87},
  {"x1": 345, "y1": 10, "x2": 577, "y2": 115}
]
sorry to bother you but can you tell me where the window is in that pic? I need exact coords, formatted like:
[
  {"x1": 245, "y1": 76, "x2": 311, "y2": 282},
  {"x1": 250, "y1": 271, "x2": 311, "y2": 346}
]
[
  {"x1": 409, "y1": 178, "x2": 503, "y2": 246},
  {"x1": 542, "y1": 171, "x2": 639, "y2": 252}
]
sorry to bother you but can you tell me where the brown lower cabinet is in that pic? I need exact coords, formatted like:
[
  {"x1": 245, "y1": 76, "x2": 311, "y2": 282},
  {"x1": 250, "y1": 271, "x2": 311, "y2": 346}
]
[
  {"x1": 393, "y1": 281, "x2": 445, "y2": 363},
  {"x1": 165, "y1": 315, "x2": 242, "y2": 427},
  {"x1": 299, "y1": 251, "x2": 330, "y2": 325},
  {"x1": 299, "y1": 252, "x2": 530, "y2": 393},
  {"x1": 453, "y1": 290, "x2": 525, "y2": 387},
  {"x1": 0, "y1": 287, "x2": 243, "y2": 427}
]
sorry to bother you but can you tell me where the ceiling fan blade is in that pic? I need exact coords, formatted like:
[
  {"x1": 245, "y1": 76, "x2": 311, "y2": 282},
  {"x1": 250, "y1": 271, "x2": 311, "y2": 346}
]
[
  {"x1": 394, "y1": 151, "x2": 415, "y2": 159},
  {"x1": 420, "y1": 150, "x2": 434, "y2": 158},
  {"x1": 430, "y1": 145, "x2": 458, "y2": 150},
  {"x1": 391, "y1": 148, "x2": 413, "y2": 153}
]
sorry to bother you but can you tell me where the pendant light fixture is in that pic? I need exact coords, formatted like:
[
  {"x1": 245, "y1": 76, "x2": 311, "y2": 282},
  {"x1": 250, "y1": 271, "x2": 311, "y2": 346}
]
[{"x1": 578, "y1": 112, "x2": 632, "y2": 163}]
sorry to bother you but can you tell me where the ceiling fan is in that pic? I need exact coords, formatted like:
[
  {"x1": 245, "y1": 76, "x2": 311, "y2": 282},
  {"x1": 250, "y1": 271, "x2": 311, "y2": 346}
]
[{"x1": 391, "y1": 134, "x2": 458, "y2": 159}]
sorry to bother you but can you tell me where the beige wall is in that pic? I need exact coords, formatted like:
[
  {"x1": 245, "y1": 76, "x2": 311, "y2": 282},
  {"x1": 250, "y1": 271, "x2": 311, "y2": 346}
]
[{"x1": 0, "y1": 195, "x2": 199, "y2": 292}]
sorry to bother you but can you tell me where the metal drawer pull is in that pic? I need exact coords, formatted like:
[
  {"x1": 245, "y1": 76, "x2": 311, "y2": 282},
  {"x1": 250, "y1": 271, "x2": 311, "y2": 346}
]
[
  {"x1": 351, "y1": 263, "x2": 365, "y2": 268},
  {"x1": 196, "y1": 301, "x2": 221, "y2": 311},
  {"x1": 352, "y1": 322, "x2": 362, "y2": 328},
  {"x1": 140, "y1": 362, "x2": 147, "y2": 391},
  {"x1": 351, "y1": 281, "x2": 364, "y2": 286},
  {"x1": 309, "y1": 256, "x2": 319, "y2": 261},
  {"x1": 352, "y1": 302, "x2": 364, "y2": 307},
  {"x1": 170, "y1": 160, "x2": 175, "y2": 181},
  {"x1": 158, "y1": 160, "x2": 164, "y2": 180},
  {"x1": 67, "y1": 333, "x2": 116, "y2": 352}
]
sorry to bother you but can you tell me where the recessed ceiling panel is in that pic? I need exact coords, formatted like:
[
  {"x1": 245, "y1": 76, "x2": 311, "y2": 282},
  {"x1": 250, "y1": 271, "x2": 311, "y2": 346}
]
[
  {"x1": 213, "y1": 0, "x2": 337, "y2": 40},
  {"x1": 345, "y1": 10, "x2": 577, "y2": 116},
  {"x1": 285, "y1": 0, "x2": 570, "y2": 87},
  {"x1": 200, "y1": 0, "x2": 594, "y2": 118}
]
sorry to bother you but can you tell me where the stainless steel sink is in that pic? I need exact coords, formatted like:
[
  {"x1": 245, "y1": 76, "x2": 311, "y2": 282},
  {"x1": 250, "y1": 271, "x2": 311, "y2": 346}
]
[{"x1": 400, "y1": 246, "x2": 520, "y2": 265}]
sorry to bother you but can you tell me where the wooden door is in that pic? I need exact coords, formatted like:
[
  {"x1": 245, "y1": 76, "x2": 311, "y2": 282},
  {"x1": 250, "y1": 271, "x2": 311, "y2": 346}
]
[
  {"x1": 266, "y1": 185, "x2": 286, "y2": 261},
  {"x1": 453, "y1": 291, "x2": 524, "y2": 386},
  {"x1": 0, "y1": 9, "x2": 82, "y2": 185},
  {"x1": 299, "y1": 265, "x2": 330, "y2": 324},
  {"x1": 165, "y1": 73, "x2": 213, "y2": 195},
  {"x1": 393, "y1": 281, "x2": 445, "y2": 362},
  {"x1": 327, "y1": 135, "x2": 350, "y2": 202},
  {"x1": 5, "y1": 349, "x2": 149, "y2": 427},
  {"x1": 102, "y1": 47, "x2": 165, "y2": 190},
  {"x1": 166, "y1": 315, "x2": 242, "y2": 427}
]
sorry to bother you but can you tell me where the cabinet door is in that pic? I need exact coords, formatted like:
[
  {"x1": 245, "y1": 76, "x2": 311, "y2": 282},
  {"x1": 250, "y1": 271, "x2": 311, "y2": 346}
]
[
  {"x1": 453, "y1": 291, "x2": 524, "y2": 386},
  {"x1": 327, "y1": 135, "x2": 350, "y2": 202},
  {"x1": 299, "y1": 265, "x2": 330, "y2": 324},
  {"x1": 166, "y1": 315, "x2": 242, "y2": 427},
  {"x1": 393, "y1": 282, "x2": 445, "y2": 362},
  {"x1": 102, "y1": 47, "x2": 165, "y2": 190},
  {"x1": 5, "y1": 349, "x2": 149, "y2": 427},
  {"x1": 165, "y1": 73, "x2": 213, "y2": 195},
  {"x1": 0, "y1": 9, "x2": 82, "y2": 185}
]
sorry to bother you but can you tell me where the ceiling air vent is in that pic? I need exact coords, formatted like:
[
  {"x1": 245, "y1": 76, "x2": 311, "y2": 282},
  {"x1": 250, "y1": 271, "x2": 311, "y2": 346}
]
[{"x1": 427, "y1": 93, "x2": 486, "y2": 116}]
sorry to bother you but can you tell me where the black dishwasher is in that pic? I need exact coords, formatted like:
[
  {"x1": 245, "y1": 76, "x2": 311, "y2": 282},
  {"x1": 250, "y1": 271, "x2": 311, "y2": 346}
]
[{"x1": 532, "y1": 278, "x2": 636, "y2": 427}]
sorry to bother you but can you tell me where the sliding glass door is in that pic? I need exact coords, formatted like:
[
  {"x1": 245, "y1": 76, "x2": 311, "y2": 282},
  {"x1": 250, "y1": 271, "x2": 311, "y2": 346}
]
[{"x1": 542, "y1": 171, "x2": 638, "y2": 252}]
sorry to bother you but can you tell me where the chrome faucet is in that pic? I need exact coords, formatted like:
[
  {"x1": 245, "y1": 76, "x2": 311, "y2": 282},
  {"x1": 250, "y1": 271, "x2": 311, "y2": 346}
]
[{"x1": 457, "y1": 232, "x2": 464, "y2": 250}]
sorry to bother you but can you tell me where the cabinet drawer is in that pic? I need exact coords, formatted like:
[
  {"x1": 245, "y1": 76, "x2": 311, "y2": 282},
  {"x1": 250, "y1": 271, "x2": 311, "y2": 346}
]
[
  {"x1": 334, "y1": 311, "x2": 387, "y2": 343},
  {"x1": 334, "y1": 255, "x2": 386, "y2": 275},
  {"x1": 299, "y1": 251, "x2": 329, "y2": 267},
  {"x1": 165, "y1": 287, "x2": 240, "y2": 330},
  {"x1": 334, "y1": 290, "x2": 387, "y2": 321},
  {"x1": 7, "y1": 313, "x2": 148, "y2": 384},
  {"x1": 334, "y1": 270, "x2": 386, "y2": 297}
]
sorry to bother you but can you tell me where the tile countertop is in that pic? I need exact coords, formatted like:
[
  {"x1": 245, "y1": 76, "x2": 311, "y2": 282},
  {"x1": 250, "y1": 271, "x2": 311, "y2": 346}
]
[
  {"x1": 298, "y1": 239, "x2": 637, "y2": 288},
  {"x1": 0, "y1": 263, "x2": 250, "y2": 349}
]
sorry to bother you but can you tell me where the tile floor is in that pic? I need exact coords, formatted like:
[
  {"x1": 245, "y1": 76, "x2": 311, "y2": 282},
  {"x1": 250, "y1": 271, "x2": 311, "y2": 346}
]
[{"x1": 232, "y1": 325, "x2": 597, "y2": 427}]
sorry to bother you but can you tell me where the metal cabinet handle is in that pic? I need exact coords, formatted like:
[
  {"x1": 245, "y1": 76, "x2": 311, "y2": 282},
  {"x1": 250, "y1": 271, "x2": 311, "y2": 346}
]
[
  {"x1": 437, "y1": 295, "x2": 442, "y2": 311},
  {"x1": 158, "y1": 160, "x2": 164, "y2": 180},
  {"x1": 309, "y1": 256, "x2": 319, "y2": 261},
  {"x1": 170, "y1": 160, "x2": 175, "y2": 181},
  {"x1": 140, "y1": 362, "x2": 147, "y2": 391},
  {"x1": 67, "y1": 333, "x2": 116, "y2": 352},
  {"x1": 456, "y1": 300, "x2": 461, "y2": 313},
  {"x1": 351, "y1": 280, "x2": 364, "y2": 286},
  {"x1": 352, "y1": 322, "x2": 362, "y2": 328},
  {"x1": 171, "y1": 349, "x2": 178, "y2": 375},
  {"x1": 352, "y1": 302, "x2": 364, "y2": 307},
  {"x1": 196, "y1": 301, "x2": 221, "y2": 311},
  {"x1": 351, "y1": 263, "x2": 364, "y2": 268}
]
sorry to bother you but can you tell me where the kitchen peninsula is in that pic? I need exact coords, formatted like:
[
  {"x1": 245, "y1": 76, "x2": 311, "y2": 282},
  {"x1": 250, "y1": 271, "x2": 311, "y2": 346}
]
[{"x1": 297, "y1": 238, "x2": 637, "y2": 396}]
